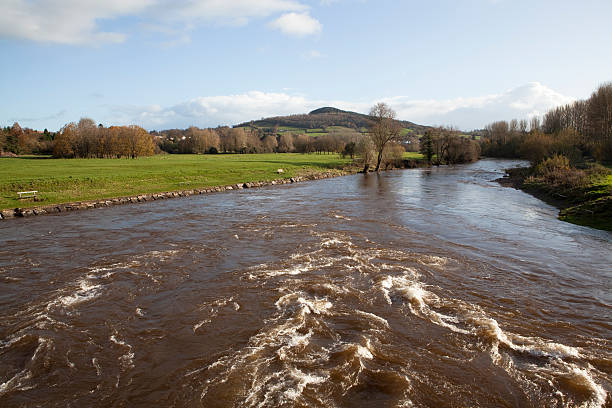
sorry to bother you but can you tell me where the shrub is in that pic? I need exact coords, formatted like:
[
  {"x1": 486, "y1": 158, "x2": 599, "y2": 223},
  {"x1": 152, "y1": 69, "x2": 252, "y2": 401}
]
[{"x1": 534, "y1": 155, "x2": 588, "y2": 190}]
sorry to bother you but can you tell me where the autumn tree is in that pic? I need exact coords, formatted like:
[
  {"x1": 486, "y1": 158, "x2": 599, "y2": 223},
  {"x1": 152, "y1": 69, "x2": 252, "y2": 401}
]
[
  {"x1": 123, "y1": 125, "x2": 154, "y2": 158},
  {"x1": 53, "y1": 123, "x2": 77, "y2": 158},
  {"x1": 262, "y1": 135, "x2": 278, "y2": 152},
  {"x1": 277, "y1": 133, "x2": 294, "y2": 153},
  {"x1": 356, "y1": 136, "x2": 376, "y2": 172},
  {"x1": 367, "y1": 103, "x2": 403, "y2": 171},
  {"x1": 383, "y1": 142, "x2": 405, "y2": 169}
]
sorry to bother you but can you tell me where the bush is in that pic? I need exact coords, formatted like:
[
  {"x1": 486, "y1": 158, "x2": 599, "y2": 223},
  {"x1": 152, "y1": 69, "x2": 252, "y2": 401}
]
[{"x1": 534, "y1": 155, "x2": 588, "y2": 190}]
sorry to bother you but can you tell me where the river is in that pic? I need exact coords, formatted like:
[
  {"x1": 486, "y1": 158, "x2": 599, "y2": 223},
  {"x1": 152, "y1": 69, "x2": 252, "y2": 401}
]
[{"x1": 1, "y1": 159, "x2": 610, "y2": 407}]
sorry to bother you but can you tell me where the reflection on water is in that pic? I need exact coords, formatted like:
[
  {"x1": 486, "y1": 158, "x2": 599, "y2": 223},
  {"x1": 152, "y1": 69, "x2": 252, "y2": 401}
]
[{"x1": 0, "y1": 159, "x2": 610, "y2": 407}]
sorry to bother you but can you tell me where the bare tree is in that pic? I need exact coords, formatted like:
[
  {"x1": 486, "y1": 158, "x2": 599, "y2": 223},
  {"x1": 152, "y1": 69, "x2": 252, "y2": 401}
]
[{"x1": 368, "y1": 103, "x2": 403, "y2": 171}]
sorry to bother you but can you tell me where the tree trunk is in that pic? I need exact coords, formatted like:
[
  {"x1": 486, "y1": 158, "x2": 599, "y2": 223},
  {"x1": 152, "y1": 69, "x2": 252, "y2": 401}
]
[{"x1": 375, "y1": 150, "x2": 383, "y2": 172}]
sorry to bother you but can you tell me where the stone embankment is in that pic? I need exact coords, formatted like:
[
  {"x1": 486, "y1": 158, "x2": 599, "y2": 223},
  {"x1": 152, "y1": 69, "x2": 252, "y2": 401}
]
[{"x1": 0, "y1": 172, "x2": 349, "y2": 221}]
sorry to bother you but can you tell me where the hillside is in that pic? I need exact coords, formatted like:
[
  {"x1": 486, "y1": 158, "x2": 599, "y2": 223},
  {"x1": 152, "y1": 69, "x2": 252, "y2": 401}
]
[{"x1": 235, "y1": 107, "x2": 430, "y2": 136}]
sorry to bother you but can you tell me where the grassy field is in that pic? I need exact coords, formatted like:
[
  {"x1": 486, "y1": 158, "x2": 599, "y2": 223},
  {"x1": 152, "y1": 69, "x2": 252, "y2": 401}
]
[
  {"x1": 0, "y1": 154, "x2": 352, "y2": 210},
  {"x1": 403, "y1": 152, "x2": 424, "y2": 160}
]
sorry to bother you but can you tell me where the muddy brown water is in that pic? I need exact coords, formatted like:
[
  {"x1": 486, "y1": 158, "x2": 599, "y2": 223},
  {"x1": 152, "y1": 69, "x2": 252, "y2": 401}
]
[{"x1": 1, "y1": 159, "x2": 610, "y2": 407}]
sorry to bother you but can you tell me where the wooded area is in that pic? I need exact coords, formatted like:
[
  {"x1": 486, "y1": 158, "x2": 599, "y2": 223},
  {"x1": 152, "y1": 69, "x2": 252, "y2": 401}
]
[{"x1": 481, "y1": 83, "x2": 612, "y2": 164}]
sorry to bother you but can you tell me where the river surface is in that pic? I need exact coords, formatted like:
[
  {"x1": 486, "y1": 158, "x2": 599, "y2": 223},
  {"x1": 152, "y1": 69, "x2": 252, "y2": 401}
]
[{"x1": 1, "y1": 159, "x2": 610, "y2": 407}]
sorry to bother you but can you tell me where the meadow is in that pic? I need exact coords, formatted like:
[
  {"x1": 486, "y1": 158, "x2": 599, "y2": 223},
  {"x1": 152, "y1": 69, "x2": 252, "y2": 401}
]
[{"x1": 0, "y1": 153, "x2": 353, "y2": 209}]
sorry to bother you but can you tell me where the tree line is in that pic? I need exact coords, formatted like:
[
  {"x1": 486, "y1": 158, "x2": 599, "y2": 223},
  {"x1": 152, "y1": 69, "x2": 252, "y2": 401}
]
[
  {"x1": 481, "y1": 82, "x2": 612, "y2": 164},
  {"x1": 155, "y1": 126, "x2": 364, "y2": 155},
  {"x1": 1, "y1": 118, "x2": 156, "y2": 158},
  {"x1": 0, "y1": 122, "x2": 55, "y2": 156}
]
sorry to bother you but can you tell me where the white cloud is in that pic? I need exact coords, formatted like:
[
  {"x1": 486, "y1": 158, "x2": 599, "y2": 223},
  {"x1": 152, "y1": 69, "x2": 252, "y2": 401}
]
[
  {"x1": 268, "y1": 12, "x2": 322, "y2": 37},
  {"x1": 0, "y1": 0, "x2": 312, "y2": 44},
  {"x1": 109, "y1": 83, "x2": 575, "y2": 130},
  {"x1": 0, "y1": 0, "x2": 153, "y2": 44},
  {"x1": 383, "y1": 82, "x2": 575, "y2": 129},
  {"x1": 163, "y1": 0, "x2": 307, "y2": 25},
  {"x1": 301, "y1": 50, "x2": 324, "y2": 59}
]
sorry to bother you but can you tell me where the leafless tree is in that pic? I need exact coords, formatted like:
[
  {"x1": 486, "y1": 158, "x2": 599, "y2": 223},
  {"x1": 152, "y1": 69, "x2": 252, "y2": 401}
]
[{"x1": 368, "y1": 103, "x2": 403, "y2": 171}]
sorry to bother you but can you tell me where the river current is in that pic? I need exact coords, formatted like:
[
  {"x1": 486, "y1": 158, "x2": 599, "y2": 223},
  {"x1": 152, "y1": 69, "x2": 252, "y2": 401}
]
[{"x1": 1, "y1": 159, "x2": 610, "y2": 407}]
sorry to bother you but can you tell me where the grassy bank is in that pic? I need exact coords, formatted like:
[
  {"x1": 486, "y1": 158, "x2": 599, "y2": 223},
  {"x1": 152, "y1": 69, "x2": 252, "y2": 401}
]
[
  {"x1": 0, "y1": 153, "x2": 353, "y2": 210},
  {"x1": 504, "y1": 163, "x2": 612, "y2": 231}
]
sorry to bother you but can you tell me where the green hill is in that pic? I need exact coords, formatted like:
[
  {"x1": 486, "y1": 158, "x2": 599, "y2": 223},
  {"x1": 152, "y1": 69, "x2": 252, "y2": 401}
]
[{"x1": 236, "y1": 107, "x2": 430, "y2": 136}]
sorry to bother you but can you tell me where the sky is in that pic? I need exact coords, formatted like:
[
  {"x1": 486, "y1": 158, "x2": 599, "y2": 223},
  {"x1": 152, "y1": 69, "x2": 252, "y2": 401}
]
[{"x1": 1, "y1": 0, "x2": 611, "y2": 131}]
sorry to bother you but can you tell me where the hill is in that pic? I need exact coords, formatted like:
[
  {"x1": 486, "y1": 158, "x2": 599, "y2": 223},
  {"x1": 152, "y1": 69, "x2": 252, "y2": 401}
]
[{"x1": 235, "y1": 107, "x2": 430, "y2": 136}]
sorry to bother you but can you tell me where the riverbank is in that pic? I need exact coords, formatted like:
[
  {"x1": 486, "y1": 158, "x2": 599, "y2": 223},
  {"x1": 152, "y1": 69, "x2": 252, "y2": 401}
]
[
  {"x1": 0, "y1": 153, "x2": 352, "y2": 214},
  {"x1": 0, "y1": 170, "x2": 353, "y2": 220},
  {"x1": 498, "y1": 165, "x2": 612, "y2": 231},
  {"x1": 0, "y1": 153, "x2": 431, "y2": 221}
]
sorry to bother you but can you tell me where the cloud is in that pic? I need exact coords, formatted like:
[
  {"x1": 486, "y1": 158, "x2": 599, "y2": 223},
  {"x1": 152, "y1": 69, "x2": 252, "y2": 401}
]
[
  {"x1": 301, "y1": 50, "x2": 324, "y2": 60},
  {"x1": 383, "y1": 82, "x2": 575, "y2": 129},
  {"x1": 11, "y1": 109, "x2": 67, "y2": 123},
  {"x1": 0, "y1": 0, "x2": 312, "y2": 45},
  {"x1": 0, "y1": 0, "x2": 152, "y2": 44},
  {"x1": 163, "y1": 0, "x2": 307, "y2": 25},
  {"x1": 109, "y1": 83, "x2": 574, "y2": 130},
  {"x1": 268, "y1": 12, "x2": 322, "y2": 37}
]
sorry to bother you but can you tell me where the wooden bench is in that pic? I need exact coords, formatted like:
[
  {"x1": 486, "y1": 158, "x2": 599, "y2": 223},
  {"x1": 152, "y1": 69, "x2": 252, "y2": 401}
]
[{"x1": 17, "y1": 191, "x2": 38, "y2": 199}]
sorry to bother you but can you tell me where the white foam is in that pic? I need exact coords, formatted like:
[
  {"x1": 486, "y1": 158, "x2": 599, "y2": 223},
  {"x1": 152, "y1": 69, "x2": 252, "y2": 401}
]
[
  {"x1": 355, "y1": 310, "x2": 389, "y2": 328},
  {"x1": 275, "y1": 293, "x2": 332, "y2": 315},
  {"x1": 475, "y1": 317, "x2": 580, "y2": 360},
  {"x1": 283, "y1": 368, "x2": 327, "y2": 400},
  {"x1": 356, "y1": 344, "x2": 374, "y2": 360},
  {"x1": 55, "y1": 279, "x2": 102, "y2": 308},
  {"x1": 567, "y1": 367, "x2": 608, "y2": 408},
  {"x1": 0, "y1": 368, "x2": 32, "y2": 396},
  {"x1": 321, "y1": 238, "x2": 347, "y2": 247},
  {"x1": 110, "y1": 334, "x2": 134, "y2": 370},
  {"x1": 193, "y1": 319, "x2": 211, "y2": 332},
  {"x1": 92, "y1": 358, "x2": 102, "y2": 376},
  {"x1": 0, "y1": 337, "x2": 52, "y2": 396},
  {"x1": 419, "y1": 255, "x2": 448, "y2": 266}
]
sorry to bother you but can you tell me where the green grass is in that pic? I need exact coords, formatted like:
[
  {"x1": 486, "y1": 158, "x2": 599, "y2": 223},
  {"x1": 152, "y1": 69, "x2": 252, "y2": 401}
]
[
  {"x1": 0, "y1": 154, "x2": 352, "y2": 210},
  {"x1": 403, "y1": 152, "x2": 424, "y2": 160}
]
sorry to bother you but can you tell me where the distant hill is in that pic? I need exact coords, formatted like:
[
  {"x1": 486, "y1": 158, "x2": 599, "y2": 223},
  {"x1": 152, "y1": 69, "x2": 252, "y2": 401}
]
[{"x1": 236, "y1": 107, "x2": 430, "y2": 135}]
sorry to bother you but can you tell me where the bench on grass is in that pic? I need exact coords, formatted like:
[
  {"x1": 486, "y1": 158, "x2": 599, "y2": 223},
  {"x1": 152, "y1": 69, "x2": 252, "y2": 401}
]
[{"x1": 17, "y1": 191, "x2": 38, "y2": 199}]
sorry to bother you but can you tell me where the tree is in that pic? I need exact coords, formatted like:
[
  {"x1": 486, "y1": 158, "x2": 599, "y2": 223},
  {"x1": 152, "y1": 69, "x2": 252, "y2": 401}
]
[
  {"x1": 53, "y1": 123, "x2": 77, "y2": 158},
  {"x1": 367, "y1": 103, "x2": 402, "y2": 172},
  {"x1": 5, "y1": 122, "x2": 22, "y2": 153},
  {"x1": 342, "y1": 141, "x2": 356, "y2": 159},
  {"x1": 277, "y1": 133, "x2": 294, "y2": 153},
  {"x1": 356, "y1": 137, "x2": 375, "y2": 173},
  {"x1": 587, "y1": 82, "x2": 612, "y2": 160},
  {"x1": 262, "y1": 135, "x2": 278, "y2": 152},
  {"x1": 420, "y1": 130, "x2": 434, "y2": 163}
]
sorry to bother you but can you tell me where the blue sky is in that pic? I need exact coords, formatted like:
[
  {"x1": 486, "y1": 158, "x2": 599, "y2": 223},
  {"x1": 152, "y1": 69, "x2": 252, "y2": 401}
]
[{"x1": 1, "y1": 0, "x2": 611, "y2": 131}]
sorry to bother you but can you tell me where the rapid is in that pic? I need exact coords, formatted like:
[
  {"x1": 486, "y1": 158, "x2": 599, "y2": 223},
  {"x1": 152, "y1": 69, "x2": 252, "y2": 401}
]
[{"x1": 1, "y1": 159, "x2": 610, "y2": 407}]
